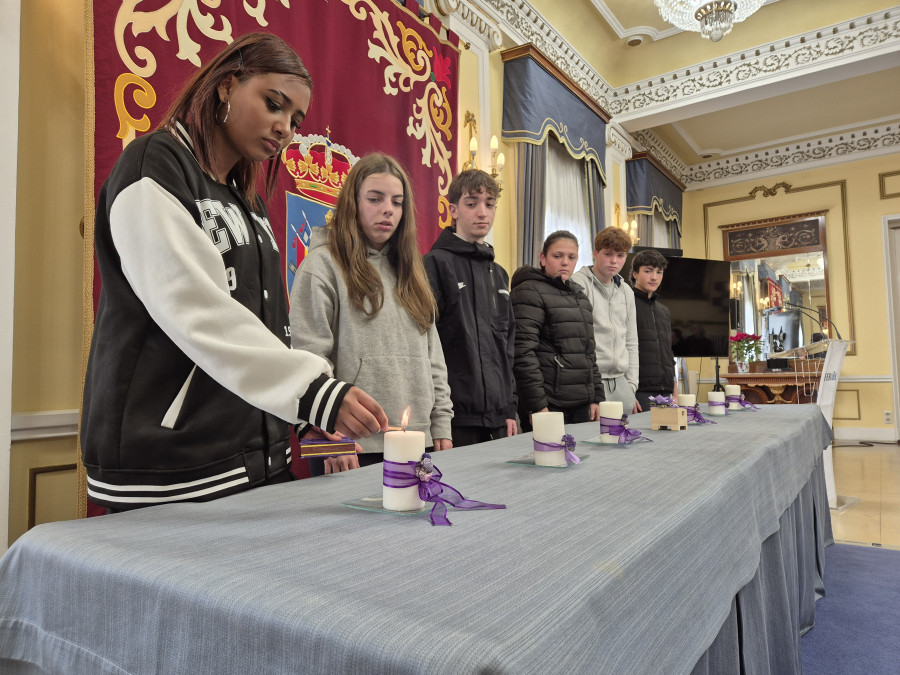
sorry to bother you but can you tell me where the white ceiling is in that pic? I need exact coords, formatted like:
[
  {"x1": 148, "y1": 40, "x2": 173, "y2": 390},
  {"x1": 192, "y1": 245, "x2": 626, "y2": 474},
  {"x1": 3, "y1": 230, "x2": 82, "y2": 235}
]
[{"x1": 588, "y1": 1, "x2": 900, "y2": 168}]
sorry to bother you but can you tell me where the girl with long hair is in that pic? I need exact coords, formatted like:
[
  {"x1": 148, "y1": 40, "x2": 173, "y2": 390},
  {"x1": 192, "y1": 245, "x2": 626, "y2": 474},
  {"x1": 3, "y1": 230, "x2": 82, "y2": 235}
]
[
  {"x1": 290, "y1": 153, "x2": 453, "y2": 473},
  {"x1": 82, "y1": 33, "x2": 387, "y2": 511}
]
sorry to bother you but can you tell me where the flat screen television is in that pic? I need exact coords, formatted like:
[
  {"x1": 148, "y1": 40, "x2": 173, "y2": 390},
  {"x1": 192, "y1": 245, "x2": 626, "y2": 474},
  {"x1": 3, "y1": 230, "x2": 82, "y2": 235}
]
[{"x1": 624, "y1": 252, "x2": 731, "y2": 358}]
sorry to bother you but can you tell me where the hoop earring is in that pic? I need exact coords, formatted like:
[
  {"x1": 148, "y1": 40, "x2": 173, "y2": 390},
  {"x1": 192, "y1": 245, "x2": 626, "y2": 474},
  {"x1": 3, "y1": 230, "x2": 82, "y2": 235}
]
[{"x1": 216, "y1": 100, "x2": 230, "y2": 125}]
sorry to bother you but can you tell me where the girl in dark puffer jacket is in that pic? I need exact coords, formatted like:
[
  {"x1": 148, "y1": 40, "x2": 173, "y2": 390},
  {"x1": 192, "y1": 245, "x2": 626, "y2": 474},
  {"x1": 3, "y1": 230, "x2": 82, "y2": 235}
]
[{"x1": 510, "y1": 230, "x2": 605, "y2": 431}]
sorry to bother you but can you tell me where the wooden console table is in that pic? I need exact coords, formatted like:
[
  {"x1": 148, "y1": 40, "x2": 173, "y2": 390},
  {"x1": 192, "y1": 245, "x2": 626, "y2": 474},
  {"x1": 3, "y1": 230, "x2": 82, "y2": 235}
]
[{"x1": 724, "y1": 363, "x2": 823, "y2": 405}]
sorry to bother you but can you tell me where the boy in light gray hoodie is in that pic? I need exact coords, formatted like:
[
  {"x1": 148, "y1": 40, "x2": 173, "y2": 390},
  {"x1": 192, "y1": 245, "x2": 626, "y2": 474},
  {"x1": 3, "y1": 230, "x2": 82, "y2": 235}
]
[{"x1": 572, "y1": 227, "x2": 639, "y2": 413}]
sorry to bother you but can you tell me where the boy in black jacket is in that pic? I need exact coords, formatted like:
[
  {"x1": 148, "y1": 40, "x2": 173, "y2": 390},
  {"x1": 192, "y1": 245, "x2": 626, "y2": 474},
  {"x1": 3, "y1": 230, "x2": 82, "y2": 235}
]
[
  {"x1": 630, "y1": 249, "x2": 677, "y2": 412},
  {"x1": 424, "y1": 170, "x2": 518, "y2": 446}
]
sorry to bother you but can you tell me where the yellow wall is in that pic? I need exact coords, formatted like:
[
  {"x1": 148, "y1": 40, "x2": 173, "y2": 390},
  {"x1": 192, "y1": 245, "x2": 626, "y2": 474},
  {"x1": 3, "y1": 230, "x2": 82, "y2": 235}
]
[
  {"x1": 9, "y1": 0, "x2": 84, "y2": 542},
  {"x1": 14, "y1": 0, "x2": 85, "y2": 412},
  {"x1": 681, "y1": 153, "x2": 900, "y2": 429}
]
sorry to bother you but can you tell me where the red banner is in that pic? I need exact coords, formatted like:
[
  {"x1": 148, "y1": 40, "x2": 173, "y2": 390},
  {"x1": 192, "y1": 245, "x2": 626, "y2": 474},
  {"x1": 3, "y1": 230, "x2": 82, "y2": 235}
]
[{"x1": 91, "y1": 0, "x2": 459, "y2": 300}]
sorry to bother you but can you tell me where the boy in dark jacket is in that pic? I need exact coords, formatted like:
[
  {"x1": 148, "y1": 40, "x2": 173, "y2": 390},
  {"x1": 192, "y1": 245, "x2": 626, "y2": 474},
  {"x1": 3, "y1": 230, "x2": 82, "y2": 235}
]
[
  {"x1": 424, "y1": 170, "x2": 518, "y2": 446},
  {"x1": 630, "y1": 249, "x2": 677, "y2": 412}
]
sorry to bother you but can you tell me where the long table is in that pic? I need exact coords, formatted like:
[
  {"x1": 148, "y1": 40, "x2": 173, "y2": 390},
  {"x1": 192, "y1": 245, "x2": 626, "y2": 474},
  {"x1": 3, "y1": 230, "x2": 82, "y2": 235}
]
[{"x1": 0, "y1": 405, "x2": 832, "y2": 674}]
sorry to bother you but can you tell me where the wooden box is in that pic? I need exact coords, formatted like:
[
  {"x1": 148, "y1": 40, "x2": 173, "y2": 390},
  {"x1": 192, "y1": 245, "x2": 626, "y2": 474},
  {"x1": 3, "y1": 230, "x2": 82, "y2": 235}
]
[{"x1": 650, "y1": 406, "x2": 687, "y2": 431}]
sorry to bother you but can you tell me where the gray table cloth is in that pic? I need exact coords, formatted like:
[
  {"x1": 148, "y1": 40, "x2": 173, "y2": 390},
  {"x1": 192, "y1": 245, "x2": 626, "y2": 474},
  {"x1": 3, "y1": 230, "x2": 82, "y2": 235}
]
[{"x1": 0, "y1": 404, "x2": 832, "y2": 674}]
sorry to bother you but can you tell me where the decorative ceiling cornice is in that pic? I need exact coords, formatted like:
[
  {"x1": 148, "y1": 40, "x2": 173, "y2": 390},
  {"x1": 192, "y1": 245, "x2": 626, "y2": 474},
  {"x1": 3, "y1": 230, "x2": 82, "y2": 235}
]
[
  {"x1": 610, "y1": 8, "x2": 900, "y2": 124},
  {"x1": 472, "y1": 0, "x2": 900, "y2": 187},
  {"x1": 683, "y1": 121, "x2": 900, "y2": 187},
  {"x1": 425, "y1": 0, "x2": 502, "y2": 48},
  {"x1": 630, "y1": 129, "x2": 688, "y2": 181},
  {"x1": 606, "y1": 124, "x2": 633, "y2": 160}
]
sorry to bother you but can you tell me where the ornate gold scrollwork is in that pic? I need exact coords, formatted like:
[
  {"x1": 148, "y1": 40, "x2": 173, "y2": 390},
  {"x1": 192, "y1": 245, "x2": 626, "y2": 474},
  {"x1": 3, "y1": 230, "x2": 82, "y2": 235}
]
[{"x1": 114, "y1": 73, "x2": 157, "y2": 145}]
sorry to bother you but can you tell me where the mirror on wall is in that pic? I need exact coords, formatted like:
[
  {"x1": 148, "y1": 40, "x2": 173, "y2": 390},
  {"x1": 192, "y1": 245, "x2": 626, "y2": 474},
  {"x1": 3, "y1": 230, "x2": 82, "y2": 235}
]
[{"x1": 720, "y1": 212, "x2": 830, "y2": 360}]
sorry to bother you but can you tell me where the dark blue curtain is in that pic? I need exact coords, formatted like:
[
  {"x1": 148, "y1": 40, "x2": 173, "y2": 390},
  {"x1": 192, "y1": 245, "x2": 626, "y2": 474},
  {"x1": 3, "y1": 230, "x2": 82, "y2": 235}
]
[
  {"x1": 626, "y1": 155, "x2": 683, "y2": 233},
  {"x1": 502, "y1": 47, "x2": 609, "y2": 265}
]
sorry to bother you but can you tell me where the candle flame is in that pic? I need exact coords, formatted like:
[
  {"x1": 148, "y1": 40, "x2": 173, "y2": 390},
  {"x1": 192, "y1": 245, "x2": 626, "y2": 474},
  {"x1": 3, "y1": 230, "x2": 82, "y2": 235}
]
[{"x1": 400, "y1": 405, "x2": 410, "y2": 429}]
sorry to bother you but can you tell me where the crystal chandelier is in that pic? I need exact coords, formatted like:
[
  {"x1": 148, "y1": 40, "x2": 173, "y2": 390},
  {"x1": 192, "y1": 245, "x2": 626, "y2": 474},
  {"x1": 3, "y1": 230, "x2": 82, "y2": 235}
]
[{"x1": 654, "y1": 1, "x2": 766, "y2": 42}]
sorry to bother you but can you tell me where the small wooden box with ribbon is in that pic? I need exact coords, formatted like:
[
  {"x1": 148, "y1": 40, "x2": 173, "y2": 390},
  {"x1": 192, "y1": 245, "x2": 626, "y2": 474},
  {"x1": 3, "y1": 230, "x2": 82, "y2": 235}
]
[{"x1": 649, "y1": 396, "x2": 687, "y2": 431}]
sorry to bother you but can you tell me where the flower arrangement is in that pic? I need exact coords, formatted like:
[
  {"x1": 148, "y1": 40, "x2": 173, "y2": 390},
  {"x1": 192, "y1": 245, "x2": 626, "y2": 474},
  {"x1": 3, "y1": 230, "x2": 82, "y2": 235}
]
[{"x1": 729, "y1": 332, "x2": 762, "y2": 364}]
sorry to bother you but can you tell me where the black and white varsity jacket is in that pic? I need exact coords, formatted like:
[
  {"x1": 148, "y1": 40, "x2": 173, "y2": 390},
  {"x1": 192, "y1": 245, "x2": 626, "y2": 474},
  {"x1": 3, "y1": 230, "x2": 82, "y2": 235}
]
[{"x1": 81, "y1": 122, "x2": 350, "y2": 509}]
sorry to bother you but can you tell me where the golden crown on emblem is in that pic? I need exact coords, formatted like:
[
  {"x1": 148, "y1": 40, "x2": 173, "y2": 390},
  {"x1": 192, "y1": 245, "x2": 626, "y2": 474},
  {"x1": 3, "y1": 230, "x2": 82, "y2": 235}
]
[{"x1": 282, "y1": 133, "x2": 358, "y2": 207}]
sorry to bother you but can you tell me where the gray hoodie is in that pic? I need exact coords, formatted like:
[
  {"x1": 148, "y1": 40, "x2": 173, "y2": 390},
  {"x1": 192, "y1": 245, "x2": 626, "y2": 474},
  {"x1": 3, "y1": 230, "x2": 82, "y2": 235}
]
[
  {"x1": 572, "y1": 266, "x2": 639, "y2": 393},
  {"x1": 289, "y1": 229, "x2": 453, "y2": 452}
]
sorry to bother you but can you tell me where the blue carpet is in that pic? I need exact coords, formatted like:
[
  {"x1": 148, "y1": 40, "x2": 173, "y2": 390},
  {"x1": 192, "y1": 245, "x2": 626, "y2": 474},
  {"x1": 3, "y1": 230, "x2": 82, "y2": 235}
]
[{"x1": 800, "y1": 543, "x2": 900, "y2": 674}]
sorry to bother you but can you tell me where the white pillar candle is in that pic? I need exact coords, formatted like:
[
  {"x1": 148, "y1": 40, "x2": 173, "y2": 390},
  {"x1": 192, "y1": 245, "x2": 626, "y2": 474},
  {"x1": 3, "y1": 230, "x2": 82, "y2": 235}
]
[
  {"x1": 532, "y1": 411, "x2": 567, "y2": 466},
  {"x1": 598, "y1": 401, "x2": 624, "y2": 443},
  {"x1": 383, "y1": 430, "x2": 426, "y2": 511},
  {"x1": 679, "y1": 394, "x2": 696, "y2": 408},
  {"x1": 724, "y1": 384, "x2": 742, "y2": 410},
  {"x1": 707, "y1": 391, "x2": 726, "y2": 416}
]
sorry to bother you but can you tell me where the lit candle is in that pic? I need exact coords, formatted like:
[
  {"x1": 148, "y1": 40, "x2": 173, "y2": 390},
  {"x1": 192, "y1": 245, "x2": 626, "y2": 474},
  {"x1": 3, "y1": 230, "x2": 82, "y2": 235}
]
[
  {"x1": 679, "y1": 394, "x2": 696, "y2": 408},
  {"x1": 724, "y1": 384, "x2": 742, "y2": 411},
  {"x1": 531, "y1": 411, "x2": 566, "y2": 466},
  {"x1": 598, "y1": 401, "x2": 624, "y2": 443},
  {"x1": 383, "y1": 406, "x2": 425, "y2": 511},
  {"x1": 495, "y1": 152, "x2": 505, "y2": 172},
  {"x1": 490, "y1": 135, "x2": 499, "y2": 153},
  {"x1": 469, "y1": 136, "x2": 478, "y2": 156},
  {"x1": 707, "y1": 391, "x2": 726, "y2": 416}
]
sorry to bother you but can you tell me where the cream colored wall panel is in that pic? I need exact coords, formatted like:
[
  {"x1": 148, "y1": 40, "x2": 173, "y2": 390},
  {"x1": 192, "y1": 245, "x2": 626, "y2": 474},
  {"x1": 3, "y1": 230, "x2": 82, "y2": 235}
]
[
  {"x1": 34, "y1": 467, "x2": 78, "y2": 528},
  {"x1": 9, "y1": 437, "x2": 79, "y2": 547},
  {"x1": 13, "y1": 0, "x2": 85, "y2": 412},
  {"x1": 834, "y1": 389, "x2": 861, "y2": 421}
]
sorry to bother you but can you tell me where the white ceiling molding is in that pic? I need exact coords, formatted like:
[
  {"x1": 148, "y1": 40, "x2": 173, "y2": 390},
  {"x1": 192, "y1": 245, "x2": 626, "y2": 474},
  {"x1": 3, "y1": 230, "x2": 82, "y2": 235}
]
[
  {"x1": 425, "y1": 0, "x2": 503, "y2": 50},
  {"x1": 610, "y1": 8, "x2": 900, "y2": 129},
  {"x1": 606, "y1": 123, "x2": 634, "y2": 160},
  {"x1": 675, "y1": 113, "x2": 900, "y2": 159},
  {"x1": 586, "y1": 0, "x2": 681, "y2": 42},
  {"x1": 682, "y1": 121, "x2": 900, "y2": 189},
  {"x1": 630, "y1": 129, "x2": 689, "y2": 183}
]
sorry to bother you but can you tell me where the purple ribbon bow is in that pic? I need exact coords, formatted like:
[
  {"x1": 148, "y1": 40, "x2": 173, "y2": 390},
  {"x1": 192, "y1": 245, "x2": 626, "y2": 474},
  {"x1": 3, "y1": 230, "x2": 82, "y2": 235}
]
[
  {"x1": 383, "y1": 454, "x2": 505, "y2": 526},
  {"x1": 649, "y1": 395, "x2": 676, "y2": 407},
  {"x1": 684, "y1": 404, "x2": 716, "y2": 424},
  {"x1": 726, "y1": 393, "x2": 758, "y2": 410},
  {"x1": 533, "y1": 433, "x2": 580, "y2": 465},
  {"x1": 708, "y1": 399, "x2": 730, "y2": 415},
  {"x1": 599, "y1": 415, "x2": 652, "y2": 444}
]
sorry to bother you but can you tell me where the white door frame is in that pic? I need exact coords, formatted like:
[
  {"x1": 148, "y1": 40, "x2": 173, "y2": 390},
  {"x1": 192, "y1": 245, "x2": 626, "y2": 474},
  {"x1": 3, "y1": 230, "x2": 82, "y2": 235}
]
[{"x1": 882, "y1": 212, "x2": 900, "y2": 442}]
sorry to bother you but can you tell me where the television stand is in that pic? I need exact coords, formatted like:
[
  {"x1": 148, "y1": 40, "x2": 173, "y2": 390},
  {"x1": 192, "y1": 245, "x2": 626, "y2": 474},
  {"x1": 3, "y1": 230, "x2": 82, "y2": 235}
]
[{"x1": 712, "y1": 356, "x2": 725, "y2": 392}]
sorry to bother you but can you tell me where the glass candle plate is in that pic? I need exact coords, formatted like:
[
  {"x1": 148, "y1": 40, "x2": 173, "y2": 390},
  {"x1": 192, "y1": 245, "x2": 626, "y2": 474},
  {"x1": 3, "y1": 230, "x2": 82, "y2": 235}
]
[
  {"x1": 581, "y1": 436, "x2": 638, "y2": 446},
  {"x1": 506, "y1": 453, "x2": 589, "y2": 468},
  {"x1": 342, "y1": 494, "x2": 431, "y2": 515}
]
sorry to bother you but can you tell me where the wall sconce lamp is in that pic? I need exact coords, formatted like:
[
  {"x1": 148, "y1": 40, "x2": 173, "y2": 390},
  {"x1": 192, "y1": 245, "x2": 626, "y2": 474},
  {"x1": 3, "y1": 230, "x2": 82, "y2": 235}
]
[
  {"x1": 463, "y1": 111, "x2": 478, "y2": 170},
  {"x1": 462, "y1": 111, "x2": 504, "y2": 182},
  {"x1": 614, "y1": 203, "x2": 640, "y2": 244},
  {"x1": 489, "y1": 135, "x2": 505, "y2": 181}
]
